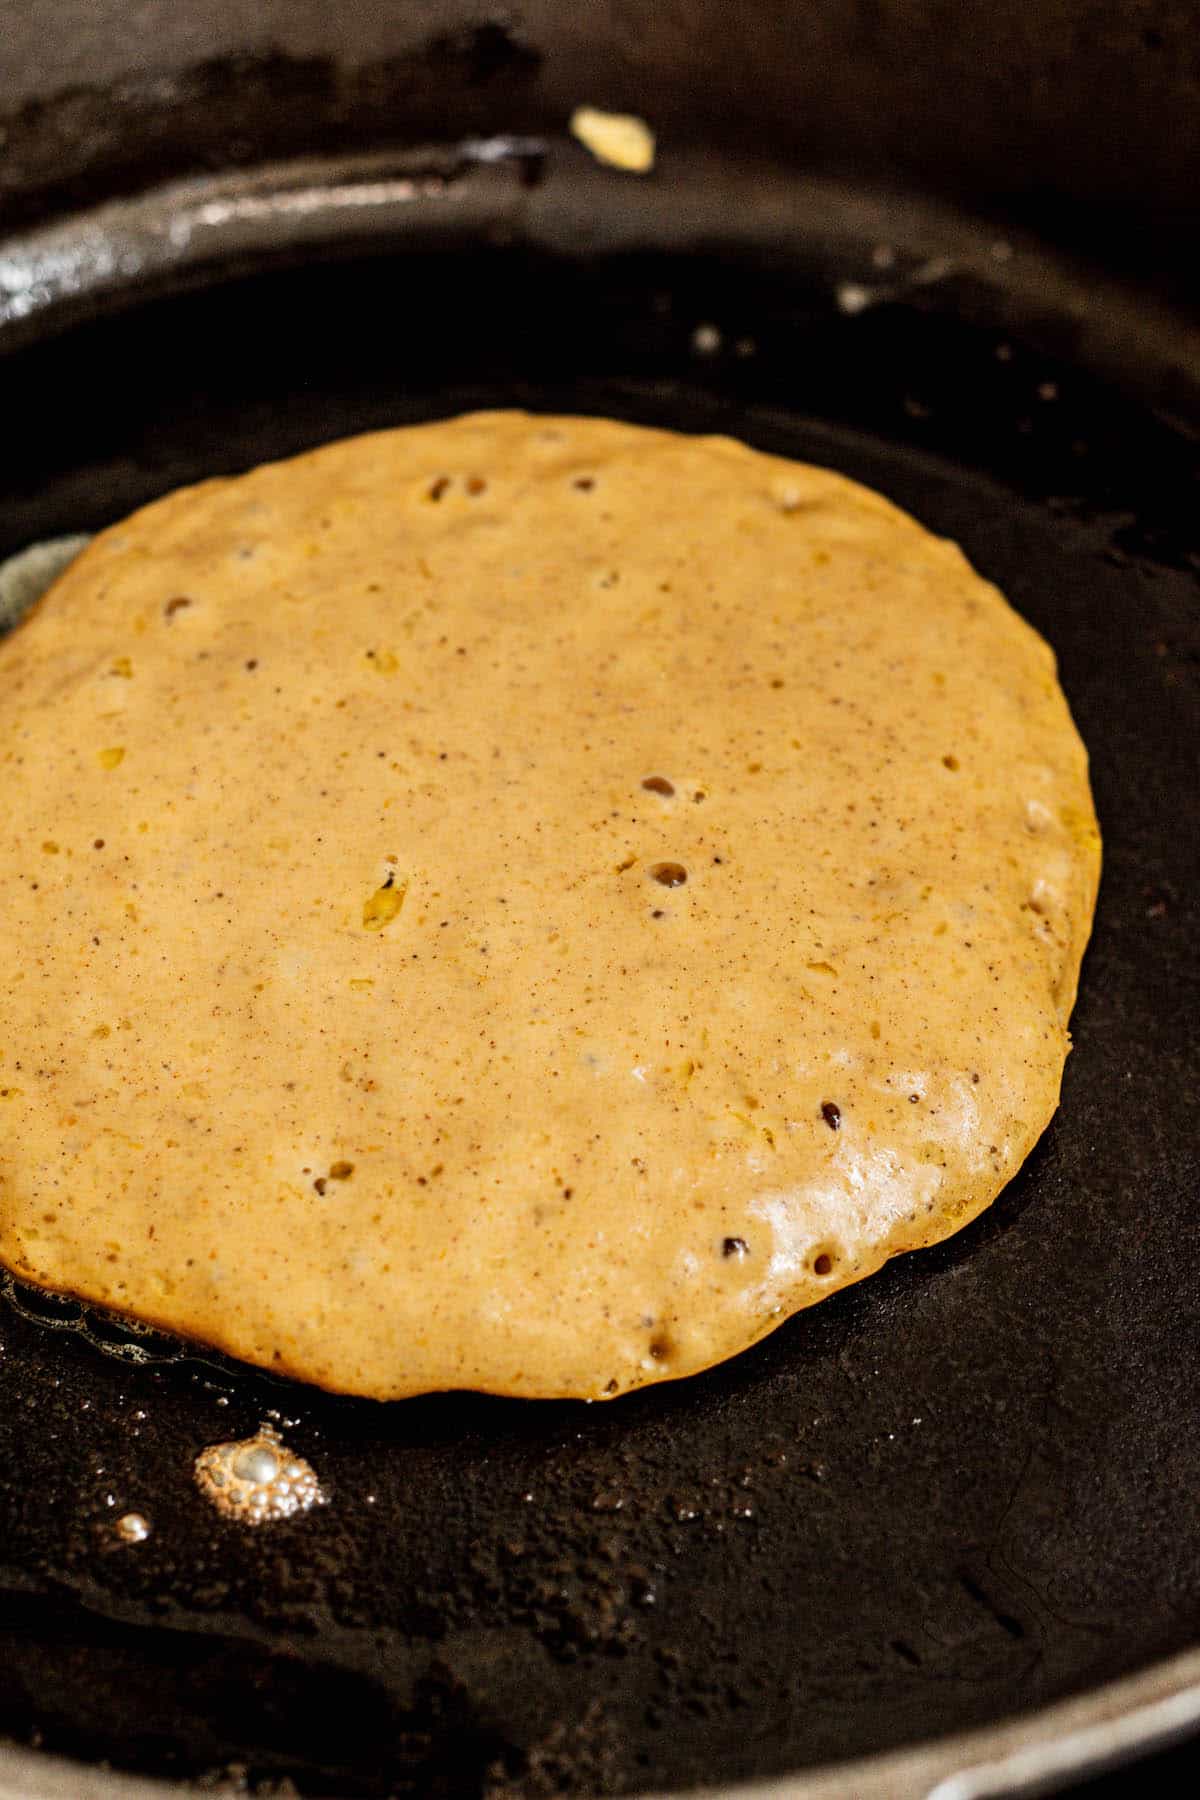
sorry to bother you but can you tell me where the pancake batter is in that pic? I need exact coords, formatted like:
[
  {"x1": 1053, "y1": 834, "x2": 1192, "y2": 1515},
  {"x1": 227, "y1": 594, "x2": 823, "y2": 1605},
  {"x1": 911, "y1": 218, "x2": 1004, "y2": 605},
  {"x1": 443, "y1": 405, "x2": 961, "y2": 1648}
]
[{"x1": 0, "y1": 413, "x2": 1100, "y2": 1398}]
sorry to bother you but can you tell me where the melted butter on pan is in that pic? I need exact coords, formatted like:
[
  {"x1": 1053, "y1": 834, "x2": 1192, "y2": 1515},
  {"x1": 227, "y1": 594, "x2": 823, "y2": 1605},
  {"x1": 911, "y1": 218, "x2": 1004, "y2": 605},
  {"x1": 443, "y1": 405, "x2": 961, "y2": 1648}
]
[
  {"x1": 0, "y1": 1266, "x2": 194, "y2": 1367},
  {"x1": 194, "y1": 1423, "x2": 325, "y2": 1525}
]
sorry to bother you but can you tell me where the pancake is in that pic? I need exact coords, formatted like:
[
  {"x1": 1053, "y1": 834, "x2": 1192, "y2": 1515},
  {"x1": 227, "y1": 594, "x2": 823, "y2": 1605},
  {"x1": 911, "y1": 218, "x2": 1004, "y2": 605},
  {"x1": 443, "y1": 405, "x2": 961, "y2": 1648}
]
[{"x1": 0, "y1": 412, "x2": 1100, "y2": 1400}]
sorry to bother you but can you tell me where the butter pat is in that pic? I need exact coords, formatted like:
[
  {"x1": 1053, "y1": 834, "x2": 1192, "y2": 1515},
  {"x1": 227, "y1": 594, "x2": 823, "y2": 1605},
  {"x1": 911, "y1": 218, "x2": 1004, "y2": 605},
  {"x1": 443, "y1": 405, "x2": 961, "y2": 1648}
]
[{"x1": 570, "y1": 106, "x2": 656, "y2": 174}]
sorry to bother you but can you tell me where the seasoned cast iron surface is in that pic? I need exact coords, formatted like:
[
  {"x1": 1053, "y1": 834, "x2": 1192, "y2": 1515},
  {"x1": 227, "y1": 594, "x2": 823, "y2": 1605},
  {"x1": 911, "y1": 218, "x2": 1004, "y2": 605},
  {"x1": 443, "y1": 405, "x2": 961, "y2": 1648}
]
[{"x1": 0, "y1": 244, "x2": 1197, "y2": 1796}]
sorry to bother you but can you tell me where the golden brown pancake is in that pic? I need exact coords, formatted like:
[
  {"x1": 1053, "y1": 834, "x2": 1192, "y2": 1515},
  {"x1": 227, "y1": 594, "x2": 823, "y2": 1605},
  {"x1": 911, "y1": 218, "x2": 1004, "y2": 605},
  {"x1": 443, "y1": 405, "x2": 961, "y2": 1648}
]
[{"x1": 0, "y1": 413, "x2": 1100, "y2": 1399}]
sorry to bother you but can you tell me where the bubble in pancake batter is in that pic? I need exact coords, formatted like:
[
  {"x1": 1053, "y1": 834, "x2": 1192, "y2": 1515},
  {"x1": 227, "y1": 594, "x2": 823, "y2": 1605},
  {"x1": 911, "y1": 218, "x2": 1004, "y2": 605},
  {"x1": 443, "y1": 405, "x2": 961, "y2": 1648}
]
[{"x1": 194, "y1": 1423, "x2": 325, "y2": 1525}]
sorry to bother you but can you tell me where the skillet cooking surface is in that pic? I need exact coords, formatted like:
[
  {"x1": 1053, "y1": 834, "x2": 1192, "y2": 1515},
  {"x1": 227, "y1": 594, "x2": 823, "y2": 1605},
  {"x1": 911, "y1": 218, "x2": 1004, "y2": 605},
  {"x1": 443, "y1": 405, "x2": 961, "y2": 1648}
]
[{"x1": 0, "y1": 184, "x2": 1197, "y2": 1796}]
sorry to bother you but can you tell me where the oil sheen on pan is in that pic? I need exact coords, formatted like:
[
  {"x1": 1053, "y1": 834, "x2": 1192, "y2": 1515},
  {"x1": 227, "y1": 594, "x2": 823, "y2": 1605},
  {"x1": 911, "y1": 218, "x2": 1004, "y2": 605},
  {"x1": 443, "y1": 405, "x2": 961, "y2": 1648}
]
[{"x1": 0, "y1": 412, "x2": 1100, "y2": 1400}]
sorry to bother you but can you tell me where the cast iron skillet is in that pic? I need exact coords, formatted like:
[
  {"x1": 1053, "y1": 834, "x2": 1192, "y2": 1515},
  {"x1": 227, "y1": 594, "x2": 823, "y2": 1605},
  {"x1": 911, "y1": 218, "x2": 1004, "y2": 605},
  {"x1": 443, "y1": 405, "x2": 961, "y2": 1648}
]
[{"x1": 0, "y1": 128, "x2": 1198, "y2": 1800}]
